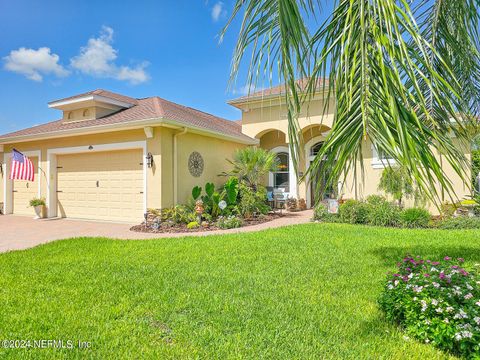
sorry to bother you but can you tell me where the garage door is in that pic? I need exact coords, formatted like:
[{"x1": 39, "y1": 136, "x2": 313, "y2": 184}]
[
  {"x1": 13, "y1": 156, "x2": 39, "y2": 216},
  {"x1": 57, "y1": 149, "x2": 144, "y2": 223}
]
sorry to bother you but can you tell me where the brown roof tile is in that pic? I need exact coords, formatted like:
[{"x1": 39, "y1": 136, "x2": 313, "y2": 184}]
[
  {"x1": 0, "y1": 92, "x2": 254, "y2": 143},
  {"x1": 229, "y1": 78, "x2": 330, "y2": 104},
  {"x1": 48, "y1": 89, "x2": 138, "y2": 106}
]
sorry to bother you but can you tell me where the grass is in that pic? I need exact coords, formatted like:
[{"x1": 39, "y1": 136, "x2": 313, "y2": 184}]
[{"x1": 1, "y1": 224, "x2": 479, "y2": 359}]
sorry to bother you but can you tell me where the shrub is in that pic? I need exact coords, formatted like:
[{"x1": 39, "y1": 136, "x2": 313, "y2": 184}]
[
  {"x1": 186, "y1": 221, "x2": 200, "y2": 229},
  {"x1": 339, "y1": 199, "x2": 369, "y2": 224},
  {"x1": 366, "y1": 194, "x2": 387, "y2": 206},
  {"x1": 238, "y1": 183, "x2": 270, "y2": 218},
  {"x1": 438, "y1": 216, "x2": 480, "y2": 230},
  {"x1": 313, "y1": 203, "x2": 339, "y2": 222},
  {"x1": 217, "y1": 215, "x2": 243, "y2": 229},
  {"x1": 440, "y1": 202, "x2": 456, "y2": 219},
  {"x1": 379, "y1": 256, "x2": 480, "y2": 358},
  {"x1": 161, "y1": 205, "x2": 196, "y2": 224},
  {"x1": 400, "y1": 208, "x2": 431, "y2": 228},
  {"x1": 366, "y1": 200, "x2": 400, "y2": 227},
  {"x1": 29, "y1": 198, "x2": 46, "y2": 207}
]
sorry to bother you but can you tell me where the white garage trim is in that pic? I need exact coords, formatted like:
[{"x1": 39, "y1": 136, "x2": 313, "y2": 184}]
[
  {"x1": 3, "y1": 150, "x2": 42, "y2": 214},
  {"x1": 46, "y1": 141, "x2": 147, "y2": 218}
]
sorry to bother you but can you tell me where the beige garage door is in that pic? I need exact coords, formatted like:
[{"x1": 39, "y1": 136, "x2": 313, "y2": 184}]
[
  {"x1": 13, "y1": 156, "x2": 39, "y2": 216},
  {"x1": 57, "y1": 149, "x2": 144, "y2": 223}
]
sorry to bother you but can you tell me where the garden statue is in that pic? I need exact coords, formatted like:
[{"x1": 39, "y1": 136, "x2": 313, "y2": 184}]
[{"x1": 195, "y1": 200, "x2": 204, "y2": 223}]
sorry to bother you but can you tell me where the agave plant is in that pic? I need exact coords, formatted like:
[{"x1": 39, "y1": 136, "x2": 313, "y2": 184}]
[
  {"x1": 222, "y1": 147, "x2": 279, "y2": 190},
  {"x1": 222, "y1": 0, "x2": 480, "y2": 206}
]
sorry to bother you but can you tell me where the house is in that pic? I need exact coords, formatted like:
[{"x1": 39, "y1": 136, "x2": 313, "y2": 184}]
[
  {"x1": 229, "y1": 79, "x2": 471, "y2": 212},
  {"x1": 0, "y1": 84, "x2": 471, "y2": 222},
  {"x1": 0, "y1": 90, "x2": 256, "y2": 222}
]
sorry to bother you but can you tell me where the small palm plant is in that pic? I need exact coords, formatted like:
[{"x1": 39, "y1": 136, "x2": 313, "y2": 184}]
[{"x1": 222, "y1": 147, "x2": 279, "y2": 190}]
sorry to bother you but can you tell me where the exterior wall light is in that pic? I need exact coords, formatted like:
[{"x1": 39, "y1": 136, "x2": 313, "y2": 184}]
[{"x1": 146, "y1": 152, "x2": 154, "y2": 168}]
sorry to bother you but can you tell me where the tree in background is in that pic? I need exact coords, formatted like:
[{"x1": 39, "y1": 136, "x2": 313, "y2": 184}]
[
  {"x1": 378, "y1": 167, "x2": 414, "y2": 207},
  {"x1": 221, "y1": 147, "x2": 279, "y2": 190},
  {"x1": 222, "y1": 0, "x2": 480, "y2": 207}
]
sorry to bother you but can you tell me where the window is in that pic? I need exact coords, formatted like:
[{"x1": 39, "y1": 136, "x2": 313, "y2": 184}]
[
  {"x1": 372, "y1": 146, "x2": 396, "y2": 168},
  {"x1": 67, "y1": 111, "x2": 73, "y2": 120},
  {"x1": 273, "y1": 152, "x2": 289, "y2": 192},
  {"x1": 310, "y1": 142, "x2": 324, "y2": 157},
  {"x1": 83, "y1": 109, "x2": 90, "y2": 117}
]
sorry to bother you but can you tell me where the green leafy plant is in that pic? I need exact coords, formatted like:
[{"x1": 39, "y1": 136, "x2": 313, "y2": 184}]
[
  {"x1": 222, "y1": 147, "x2": 278, "y2": 190},
  {"x1": 339, "y1": 200, "x2": 369, "y2": 224},
  {"x1": 29, "y1": 198, "x2": 45, "y2": 207},
  {"x1": 161, "y1": 205, "x2": 196, "y2": 224},
  {"x1": 379, "y1": 256, "x2": 480, "y2": 358},
  {"x1": 192, "y1": 186, "x2": 202, "y2": 200},
  {"x1": 378, "y1": 167, "x2": 417, "y2": 207},
  {"x1": 238, "y1": 183, "x2": 270, "y2": 218},
  {"x1": 217, "y1": 215, "x2": 243, "y2": 229},
  {"x1": 366, "y1": 200, "x2": 401, "y2": 227},
  {"x1": 313, "y1": 203, "x2": 339, "y2": 223},
  {"x1": 400, "y1": 208, "x2": 431, "y2": 228},
  {"x1": 438, "y1": 216, "x2": 480, "y2": 230},
  {"x1": 223, "y1": 177, "x2": 239, "y2": 205},
  {"x1": 187, "y1": 221, "x2": 200, "y2": 229}
]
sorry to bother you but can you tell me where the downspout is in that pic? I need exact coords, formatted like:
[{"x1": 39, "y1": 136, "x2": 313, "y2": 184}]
[{"x1": 173, "y1": 127, "x2": 188, "y2": 204}]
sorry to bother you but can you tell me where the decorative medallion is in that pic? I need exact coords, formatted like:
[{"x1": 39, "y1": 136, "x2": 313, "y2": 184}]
[{"x1": 188, "y1": 151, "x2": 204, "y2": 177}]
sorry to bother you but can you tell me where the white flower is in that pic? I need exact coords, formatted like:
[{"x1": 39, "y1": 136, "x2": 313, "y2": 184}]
[
  {"x1": 388, "y1": 284, "x2": 394, "y2": 290},
  {"x1": 431, "y1": 267, "x2": 439, "y2": 272},
  {"x1": 432, "y1": 282, "x2": 440, "y2": 288},
  {"x1": 413, "y1": 286, "x2": 423, "y2": 293},
  {"x1": 453, "y1": 288, "x2": 462, "y2": 296},
  {"x1": 475, "y1": 317, "x2": 480, "y2": 326},
  {"x1": 446, "y1": 306, "x2": 454, "y2": 312},
  {"x1": 465, "y1": 293, "x2": 474, "y2": 300},
  {"x1": 413, "y1": 297, "x2": 418, "y2": 301},
  {"x1": 455, "y1": 332, "x2": 463, "y2": 341},
  {"x1": 403, "y1": 335, "x2": 410, "y2": 341},
  {"x1": 462, "y1": 331, "x2": 473, "y2": 339},
  {"x1": 421, "y1": 300, "x2": 428, "y2": 312},
  {"x1": 394, "y1": 280, "x2": 399, "y2": 286},
  {"x1": 476, "y1": 301, "x2": 480, "y2": 306},
  {"x1": 425, "y1": 319, "x2": 431, "y2": 325},
  {"x1": 431, "y1": 299, "x2": 438, "y2": 306},
  {"x1": 467, "y1": 284, "x2": 473, "y2": 290},
  {"x1": 444, "y1": 318, "x2": 450, "y2": 323},
  {"x1": 436, "y1": 308, "x2": 444, "y2": 313},
  {"x1": 454, "y1": 310, "x2": 468, "y2": 319}
]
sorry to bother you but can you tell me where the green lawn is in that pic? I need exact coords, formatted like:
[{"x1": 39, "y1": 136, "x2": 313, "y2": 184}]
[{"x1": 1, "y1": 224, "x2": 479, "y2": 359}]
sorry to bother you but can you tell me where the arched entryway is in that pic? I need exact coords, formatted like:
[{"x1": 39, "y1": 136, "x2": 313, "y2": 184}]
[{"x1": 305, "y1": 135, "x2": 335, "y2": 208}]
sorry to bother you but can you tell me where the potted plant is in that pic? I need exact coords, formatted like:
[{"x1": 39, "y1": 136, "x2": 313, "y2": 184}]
[{"x1": 29, "y1": 197, "x2": 46, "y2": 219}]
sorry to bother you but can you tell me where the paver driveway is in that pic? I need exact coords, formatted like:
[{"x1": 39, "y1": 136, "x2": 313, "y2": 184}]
[{"x1": 0, "y1": 210, "x2": 313, "y2": 253}]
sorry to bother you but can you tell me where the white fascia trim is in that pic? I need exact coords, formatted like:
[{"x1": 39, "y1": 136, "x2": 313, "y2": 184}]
[
  {"x1": 46, "y1": 141, "x2": 147, "y2": 218},
  {"x1": 0, "y1": 118, "x2": 258, "y2": 146},
  {"x1": 48, "y1": 94, "x2": 134, "y2": 109},
  {"x1": 3, "y1": 150, "x2": 42, "y2": 214}
]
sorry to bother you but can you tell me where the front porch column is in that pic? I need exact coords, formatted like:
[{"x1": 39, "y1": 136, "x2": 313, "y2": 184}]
[
  {"x1": 288, "y1": 146, "x2": 298, "y2": 199},
  {"x1": 3, "y1": 152, "x2": 12, "y2": 214}
]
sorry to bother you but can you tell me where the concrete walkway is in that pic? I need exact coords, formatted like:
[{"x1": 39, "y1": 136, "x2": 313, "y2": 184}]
[{"x1": 0, "y1": 210, "x2": 313, "y2": 253}]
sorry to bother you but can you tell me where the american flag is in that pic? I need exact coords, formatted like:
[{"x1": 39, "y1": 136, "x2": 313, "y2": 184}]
[{"x1": 10, "y1": 149, "x2": 35, "y2": 182}]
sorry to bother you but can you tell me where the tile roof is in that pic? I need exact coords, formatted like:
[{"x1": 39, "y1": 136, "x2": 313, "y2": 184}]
[
  {"x1": 0, "y1": 91, "x2": 254, "y2": 143},
  {"x1": 228, "y1": 78, "x2": 330, "y2": 104},
  {"x1": 48, "y1": 89, "x2": 138, "y2": 106}
]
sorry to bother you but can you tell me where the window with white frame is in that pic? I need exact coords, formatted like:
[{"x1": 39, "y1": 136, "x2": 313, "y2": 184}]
[{"x1": 372, "y1": 146, "x2": 396, "y2": 168}]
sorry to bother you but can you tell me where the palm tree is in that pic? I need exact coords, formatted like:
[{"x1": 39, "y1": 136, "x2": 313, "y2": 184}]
[
  {"x1": 222, "y1": 147, "x2": 279, "y2": 190},
  {"x1": 222, "y1": 0, "x2": 480, "y2": 206}
]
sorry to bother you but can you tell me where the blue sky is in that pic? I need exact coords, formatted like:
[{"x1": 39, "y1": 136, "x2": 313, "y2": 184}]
[{"x1": 0, "y1": 0, "x2": 259, "y2": 133}]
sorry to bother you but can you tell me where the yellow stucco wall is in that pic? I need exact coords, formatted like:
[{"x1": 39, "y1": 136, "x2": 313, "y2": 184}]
[{"x1": 160, "y1": 128, "x2": 247, "y2": 207}]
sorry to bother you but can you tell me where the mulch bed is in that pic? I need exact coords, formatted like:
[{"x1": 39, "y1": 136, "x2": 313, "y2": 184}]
[{"x1": 130, "y1": 212, "x2": 285, "y2": 234}]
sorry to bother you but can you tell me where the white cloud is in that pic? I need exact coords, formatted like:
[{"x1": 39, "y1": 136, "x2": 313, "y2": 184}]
[
  {"x1": 211, "y1": 2, "x2": 227, "y2": 22},
  {"x1": 70, "y1": 26, "x2": 149, "y2": 84},
  {"x1": 234, "y1": 84, "x2": 265, "y2": 95},
  {"x1": 3, "y1": 47, "x2": 69, "y2": 81}
]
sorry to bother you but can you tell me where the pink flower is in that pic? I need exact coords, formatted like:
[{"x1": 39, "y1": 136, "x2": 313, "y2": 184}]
[
  {"x1": 424, "y1": 273, "x2": 430, "y2": 277},
  {"x1": 444, "y1": 256, "x2": 451, "y2": 261},
  {"x1": 458, "y1": 258, "x2": 465, "y2": 263}
]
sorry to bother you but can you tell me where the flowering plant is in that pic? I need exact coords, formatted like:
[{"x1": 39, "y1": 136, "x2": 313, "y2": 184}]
[{"x1": 379, "y1": 255, "x2": 480, "y2": 357}]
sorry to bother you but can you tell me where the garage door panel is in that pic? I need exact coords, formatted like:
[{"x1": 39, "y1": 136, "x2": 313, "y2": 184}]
[
  {"x1": 13, "y1": 156, "x2": 39, "y2": 216},
  {"x1": 57, "y1": 149, "x2": 144, "y2": 223}
]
